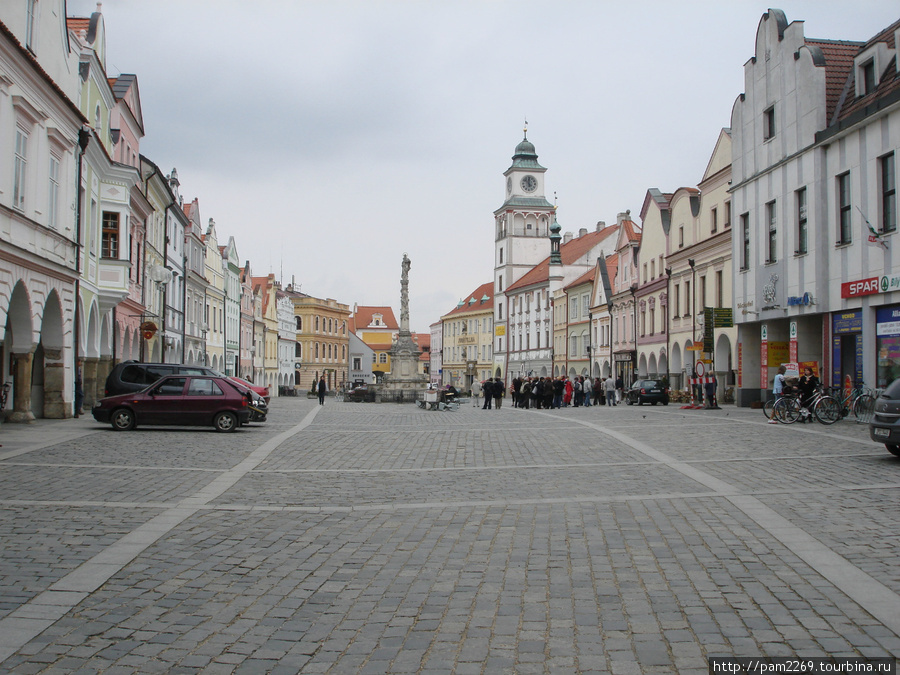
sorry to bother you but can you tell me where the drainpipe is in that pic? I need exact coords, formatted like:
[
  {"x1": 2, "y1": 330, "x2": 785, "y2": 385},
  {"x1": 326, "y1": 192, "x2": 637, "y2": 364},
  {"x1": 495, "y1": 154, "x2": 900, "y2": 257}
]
[{"x1": 74, "y1": 127, "x2": 91, "y2": 412}]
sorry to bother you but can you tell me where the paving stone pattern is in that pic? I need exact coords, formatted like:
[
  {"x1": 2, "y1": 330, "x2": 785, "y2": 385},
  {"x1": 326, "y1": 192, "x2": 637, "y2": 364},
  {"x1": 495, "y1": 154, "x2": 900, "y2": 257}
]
[{"x1": 0, "y1": 399, "x2": 898, "y2": 674}]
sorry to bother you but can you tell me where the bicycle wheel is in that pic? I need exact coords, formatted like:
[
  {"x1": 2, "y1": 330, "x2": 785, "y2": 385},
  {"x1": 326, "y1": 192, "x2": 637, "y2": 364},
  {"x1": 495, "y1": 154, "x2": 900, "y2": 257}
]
[
  {"x1": 813, "y1": 396, "x2": 842, "y2": 424},
  {"x1": 852, "y1": 394, "x2": 875, "y2": 420},
  {"x1": 763, "y1": 399, "x2": 776, "y2": 419},
  {"x1": 774, "y1": 397, "x2": 800, "y2": 423}
]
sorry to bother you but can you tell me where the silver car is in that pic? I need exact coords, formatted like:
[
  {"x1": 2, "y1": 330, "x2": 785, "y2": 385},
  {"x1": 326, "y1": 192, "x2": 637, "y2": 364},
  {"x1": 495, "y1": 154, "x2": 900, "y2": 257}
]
[{"x1": 869, "y1": 378, "x2": 900, "y2": 457}]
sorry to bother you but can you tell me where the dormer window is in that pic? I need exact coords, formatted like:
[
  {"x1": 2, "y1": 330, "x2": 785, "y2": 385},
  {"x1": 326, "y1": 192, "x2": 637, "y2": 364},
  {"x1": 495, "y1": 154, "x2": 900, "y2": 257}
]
[
  {"x1": 861, "y1": 59, "x2": 876, "y2": 95},
  {"x1": 854, "y1": 43, "x2": 892, "y2": 98}
]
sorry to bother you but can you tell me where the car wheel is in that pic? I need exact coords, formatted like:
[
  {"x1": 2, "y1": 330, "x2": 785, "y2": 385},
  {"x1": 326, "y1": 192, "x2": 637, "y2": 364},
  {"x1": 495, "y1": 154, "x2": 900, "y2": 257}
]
[
  {"x1": 214, "y1": 411, "x2": 238, "y2": 433},
  {"x1": 886, "y1": 444, "x2": 900, "y2": 458},
  {"x1": 111, "y1": 408, "x2": 135, "y2": 431}
]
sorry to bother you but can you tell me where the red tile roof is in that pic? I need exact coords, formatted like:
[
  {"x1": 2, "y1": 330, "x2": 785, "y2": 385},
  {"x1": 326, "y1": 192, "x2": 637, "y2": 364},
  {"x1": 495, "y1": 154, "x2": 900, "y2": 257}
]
[
  {"x1": 442, "y1": 281, "x2": 494, "y2": 317},
  {"x1": 565, "y1": 267, "x2": 596, "y2": 291},
  {"x1": 506, "y1": 225, "x2": 619, "y2": 292},
  {"x1": 66, "y1": 17, "x2": 90, "y2": 36},
  {"x1": 805, "y1": 39, "x2": 866, "y2": 124},
  {"x1": 827, "y1": 18, "x2": 900, "y2": 125},
  {"x1": 350, "y1": 306, "x2": 398, "y2": 332}
]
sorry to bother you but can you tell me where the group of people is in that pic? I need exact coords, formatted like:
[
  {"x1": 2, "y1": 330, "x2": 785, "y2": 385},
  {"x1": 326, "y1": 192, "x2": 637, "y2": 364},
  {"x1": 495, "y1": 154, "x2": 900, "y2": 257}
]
[
  {"x1": 472, "y1": 375, "x2": 626, "y2": 410},
  {"x1": 770, "y1": 365, "x2": 820, "y2": 423}
]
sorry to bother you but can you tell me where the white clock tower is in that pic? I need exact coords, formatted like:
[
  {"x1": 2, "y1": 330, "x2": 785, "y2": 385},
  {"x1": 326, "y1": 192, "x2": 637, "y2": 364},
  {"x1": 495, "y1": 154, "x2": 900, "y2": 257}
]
[{"x1": 492, "y1": 128, "x2": 556, "y2": 378}]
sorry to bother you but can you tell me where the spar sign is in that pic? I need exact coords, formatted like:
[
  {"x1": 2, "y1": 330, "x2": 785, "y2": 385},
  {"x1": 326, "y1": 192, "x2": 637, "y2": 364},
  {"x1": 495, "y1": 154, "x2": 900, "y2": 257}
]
[{"x1": 842, "y1": 274, "x2": 900, "y2": 298}]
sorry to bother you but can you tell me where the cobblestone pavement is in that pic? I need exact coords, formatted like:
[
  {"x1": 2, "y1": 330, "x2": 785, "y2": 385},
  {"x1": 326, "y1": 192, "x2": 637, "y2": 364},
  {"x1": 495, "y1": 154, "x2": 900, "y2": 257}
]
[{"x1": 0, "y1": 398, "x2": 898, "y2": 674}]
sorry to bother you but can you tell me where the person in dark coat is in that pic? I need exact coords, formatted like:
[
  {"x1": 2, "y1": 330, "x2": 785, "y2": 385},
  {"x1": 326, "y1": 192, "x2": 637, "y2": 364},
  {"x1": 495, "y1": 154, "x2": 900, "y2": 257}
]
[
  {"x1": 317, "y1": 376, "x2": 326, "y2": 405},
  {"x1": 482, "y1": 379, "x2": 493, "y2": 409}
]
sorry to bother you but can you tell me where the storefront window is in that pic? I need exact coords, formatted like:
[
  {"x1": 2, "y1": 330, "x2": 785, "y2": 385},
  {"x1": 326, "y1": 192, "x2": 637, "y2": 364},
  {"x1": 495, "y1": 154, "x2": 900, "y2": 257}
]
[{"x1": 876, "y1": 305, "x2": 900, "y2": 388}]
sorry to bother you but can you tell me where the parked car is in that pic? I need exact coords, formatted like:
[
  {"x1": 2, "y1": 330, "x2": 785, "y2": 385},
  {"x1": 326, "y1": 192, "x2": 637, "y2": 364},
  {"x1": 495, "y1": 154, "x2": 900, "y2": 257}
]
[
  {"x1": 624, "y1": 379, "x2": 669, "y2": 406},
  {"x1": 347, "y1": 384, "x2": 375, "y2": 402},
  {"x1": 92, "y1": 375, "x2": 251, "y2": 432},
  {"x1": 869, "y1": 378, "x2": 900, "y2": 457},
  {"x1": 104, "y1": 361, "x2": 221, "y2": 397},
  {"x1": 228, "y1": 376, "x2": 270, "y2": 403}
]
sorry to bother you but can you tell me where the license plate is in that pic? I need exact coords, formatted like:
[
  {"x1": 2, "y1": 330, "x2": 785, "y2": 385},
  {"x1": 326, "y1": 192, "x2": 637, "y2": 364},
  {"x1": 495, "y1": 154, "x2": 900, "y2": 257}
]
[{"x1": 874, "y1": 427, "x2": 891, "y2": 438}]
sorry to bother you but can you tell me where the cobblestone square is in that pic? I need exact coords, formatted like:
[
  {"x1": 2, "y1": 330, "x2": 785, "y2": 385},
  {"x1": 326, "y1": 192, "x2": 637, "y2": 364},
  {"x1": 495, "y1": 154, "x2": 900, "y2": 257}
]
[{"x1": 0, "y1": 398, "x2": 898, "y2": 673}]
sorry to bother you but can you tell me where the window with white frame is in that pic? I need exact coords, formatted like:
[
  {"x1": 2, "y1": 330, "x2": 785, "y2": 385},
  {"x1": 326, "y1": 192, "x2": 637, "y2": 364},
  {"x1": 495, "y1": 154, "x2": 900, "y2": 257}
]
[
  {"x1": 48, "y1": 154, "x2": 60, "y2": 229},
  {"x1": 766, "y1": 201, "x2": 777, "y2": 262},
  {"x1": 796, "y1": 187, "x2": 808, "y2": 254},
  {"x1": 13, "y1": 128, "x2": 28, "y2": 211}
]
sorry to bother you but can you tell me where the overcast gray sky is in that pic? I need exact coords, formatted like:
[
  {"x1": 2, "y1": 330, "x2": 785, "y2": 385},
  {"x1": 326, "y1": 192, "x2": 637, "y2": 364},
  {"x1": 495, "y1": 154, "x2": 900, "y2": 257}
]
[{"x1": 67, "y1": 0, "x2": 899, "y2": 331}]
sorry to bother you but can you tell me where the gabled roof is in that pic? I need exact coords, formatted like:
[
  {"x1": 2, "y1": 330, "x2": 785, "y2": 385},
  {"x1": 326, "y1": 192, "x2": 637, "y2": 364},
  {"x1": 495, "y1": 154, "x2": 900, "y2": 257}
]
[
  {"x1": 565, "y1": 267, "x2": 596, "y2": 292},
  {"x1": 350, "y1": 306, "x2": 398, "y2": 332},
  {"x1": 442, "y1": 281, "x2": 494, "y2": 318},
  {"x1": 507, "y1": 225, "x2": 619, "y2": 292},
  {"x1": 803, "y1": 38, "x2": 868, "y2": 124},
  {"x1": 826, "y1": 18, "x2": 900, "y2": 127}
]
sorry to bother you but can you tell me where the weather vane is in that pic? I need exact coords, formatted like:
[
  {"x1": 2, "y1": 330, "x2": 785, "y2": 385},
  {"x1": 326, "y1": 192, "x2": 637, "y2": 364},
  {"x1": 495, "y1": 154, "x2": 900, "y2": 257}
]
[{"x1": 524, "y1": 117, "x2": 528, "y2": 138}]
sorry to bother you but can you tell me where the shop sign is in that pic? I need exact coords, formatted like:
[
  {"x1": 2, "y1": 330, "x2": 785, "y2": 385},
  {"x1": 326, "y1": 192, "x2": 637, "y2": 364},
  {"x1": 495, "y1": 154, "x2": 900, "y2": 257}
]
[
  {"x1": 876, "y1": 306, "x2": 900, "y2": 337},
  {"x1": 767, "y1": 342, "x2": 789, "y2": 365},
  {"x1": 882, "y1": 274, "x2": 900, "y2": 292},
  {"x1": 833, "y1": 309, "x2": 863, "y2": 334},
  {"x1": 786, "y1": 292, "x2": 814, "y2": 306},
  {"x1": 614, "y1": 353, "x2": 634, "y2": 362},
  {"x1": 495, "y1": 325, "x2": 506, "y2": 336},
  {"x1": 458, "y1": 335, "x2": 477, "y2": 345},
  {"x1": 841, "y1": 277, "x2": 879, "y2": 298}
]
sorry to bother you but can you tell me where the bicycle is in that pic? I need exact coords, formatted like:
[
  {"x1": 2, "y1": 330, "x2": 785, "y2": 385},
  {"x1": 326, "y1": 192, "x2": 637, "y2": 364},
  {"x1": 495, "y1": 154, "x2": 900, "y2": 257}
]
[{"x1": 823, "y1": 383, "x2": 876, "y2": 421}]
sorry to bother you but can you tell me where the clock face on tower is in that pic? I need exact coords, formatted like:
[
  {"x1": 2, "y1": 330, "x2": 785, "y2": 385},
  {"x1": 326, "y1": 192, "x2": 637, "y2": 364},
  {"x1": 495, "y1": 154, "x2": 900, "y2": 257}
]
[{"x1": 521, "y1": 175, "x2": 537, "y2": 193}]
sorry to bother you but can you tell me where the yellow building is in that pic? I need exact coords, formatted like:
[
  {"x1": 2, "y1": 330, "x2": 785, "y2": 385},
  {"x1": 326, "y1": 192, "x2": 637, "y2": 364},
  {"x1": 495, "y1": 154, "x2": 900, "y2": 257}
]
[
  {"x1": 440, "y1": 283, "x2": 494, "y2": 390},
  {"x1": 351, "y1": 306, "x2": 399, "y2": 381},
  {"x1": 288, "y1": 290, "x2": 350, "y2": 392}
]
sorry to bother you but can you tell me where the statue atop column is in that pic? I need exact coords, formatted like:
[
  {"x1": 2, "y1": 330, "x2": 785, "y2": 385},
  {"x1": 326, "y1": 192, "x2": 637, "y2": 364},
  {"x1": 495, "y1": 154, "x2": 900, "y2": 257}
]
[
  {"x1": 381, "y1": 252, "x2": 426, "y2": 401},
  {"x1": 400, "y1": 253, "x2": 411, "y2": 332}
]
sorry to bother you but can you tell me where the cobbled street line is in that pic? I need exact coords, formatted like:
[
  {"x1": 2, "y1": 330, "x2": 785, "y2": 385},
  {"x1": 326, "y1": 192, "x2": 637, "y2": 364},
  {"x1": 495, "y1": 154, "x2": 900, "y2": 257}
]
[{"x1": 0, "y1": 398, "x2": 898, "y2": 674}]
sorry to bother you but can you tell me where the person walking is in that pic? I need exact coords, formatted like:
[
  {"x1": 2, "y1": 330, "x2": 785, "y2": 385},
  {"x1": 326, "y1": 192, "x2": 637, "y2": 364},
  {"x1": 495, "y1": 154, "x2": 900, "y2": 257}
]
[
  {"x1": 615, "y1": 374, "x2": 625, "y2": 404},
  {"x1": 605, "y1": 375, "x2": 617, "y2": 406},
  {"x1": 494, "y1": 378, "x2": 504, "y2": 409},
  {"x1": 583, "y1": 376, "x2": 593, "y2": 407},
  {"x1": 769, "y1": 365, "x2": 787, "y2": 424},
  {"x1": 317, "y1": 376, "x2": 327, "y2": 405},
  {"x1": 471, "y1": 379, "x2": 482, "y2": 408},
  {"x1": 552, "y1": 376, "x2": 564, "y2": 409},
  {"x1": 482, "y1": 378, "x2": 493, "y2": 409}
]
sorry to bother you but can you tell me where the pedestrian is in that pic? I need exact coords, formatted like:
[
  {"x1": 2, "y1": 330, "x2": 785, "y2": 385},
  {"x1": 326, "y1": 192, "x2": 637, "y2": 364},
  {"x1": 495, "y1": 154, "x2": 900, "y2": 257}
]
[
  {"x1": 532, "y1": 378, "x2": 542, "y2": 409},
  {"x1": 482, "y1": 378, "x2": 493, "y2": 409},
  {"x1": 798, "y1": 367, "x2": 819, "y2": 422},
  {"x1": 494, "y1": 378, "x2": 504, "y2": 409},
  {"x1": 704, "y1": 373, "x2": 720, "y2": 410},
  {"x1": 564, "y1": 378, "x2": 573, "y2": 407},
  {"x1": 521, "y1": 378, "x2": 531, "y2": 409},
  {"x1": 573, "y1": 377, "x2": 583, "y2": 407},
  {"x1": 543, "y1": 378, "x2": 554, "y2": 409},
  {"x1": 594, "y1": 376, "x2": 605, "y2": 406},
  {"x1": 317, "y1": 376, "x2": 326, "y2": 405},
  {"x1": 583, "y1": 376, "x2": 593, "y2": 407},
  {"x1": 511, "y1": 377, "x2": 521, "y2": 408},
  {"x1": 74, "y1": 359, "x2": 84, "y2": 417},
  {"x1": 471, "y1": 379, "x2": 482, "y2": 408},
  {"x1": 605, "y1": 375, "x2": 617, "y2": 406},
  {"x1": 552, "y1": 376, "x2": 564, "y2": 409},
  {"x1": 769, "y1": 365, "x2": 787, "y2": 424},
  {"x1": 615, "y1": 375, "x2": 625, "y2": 403}
]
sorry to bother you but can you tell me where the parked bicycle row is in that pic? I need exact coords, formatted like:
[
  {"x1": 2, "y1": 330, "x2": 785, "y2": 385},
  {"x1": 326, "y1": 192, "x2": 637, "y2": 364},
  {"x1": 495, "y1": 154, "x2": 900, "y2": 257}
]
[{"x1": 765, "y1": 365, "x2": 876, "y2": 425}]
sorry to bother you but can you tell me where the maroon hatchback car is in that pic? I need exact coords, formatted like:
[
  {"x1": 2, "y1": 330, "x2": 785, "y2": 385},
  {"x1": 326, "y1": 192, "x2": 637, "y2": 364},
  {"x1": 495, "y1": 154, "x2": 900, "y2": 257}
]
[{"x1": 92, "y1": 375, "x2": 252, "y2": 432}]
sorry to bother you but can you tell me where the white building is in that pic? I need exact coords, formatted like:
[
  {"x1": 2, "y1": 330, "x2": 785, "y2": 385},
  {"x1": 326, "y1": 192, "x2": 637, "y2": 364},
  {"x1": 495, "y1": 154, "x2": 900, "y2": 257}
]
[
  {"x1": 731, "y1": 10, "x2": 900, "y2": 404},
  {"x1": 1, "y1": 2, "x2": 84, "y2": 420}
]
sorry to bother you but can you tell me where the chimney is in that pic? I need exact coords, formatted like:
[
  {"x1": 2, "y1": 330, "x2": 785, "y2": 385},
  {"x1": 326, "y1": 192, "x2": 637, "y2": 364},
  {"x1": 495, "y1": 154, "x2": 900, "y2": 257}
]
[
  {"x1": 617, "y1": 210, "x2": 632, "y2": 226},
  {"x1": 563, "y1": 232, "x2": 573, "y2": 244},
  {"x1": 578, "y1": 228, "x2": 588, "y2": 238},
  {"x1": 596, "y1": 221, "x2": 606, "y2": 231}
]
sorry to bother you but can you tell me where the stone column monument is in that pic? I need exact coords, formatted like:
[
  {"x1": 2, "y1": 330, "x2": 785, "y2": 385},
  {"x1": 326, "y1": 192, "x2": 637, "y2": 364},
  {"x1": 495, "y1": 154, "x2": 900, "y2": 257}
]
[{"x1": 381, "y1": 254, "x2": 427, "y2": 402}]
